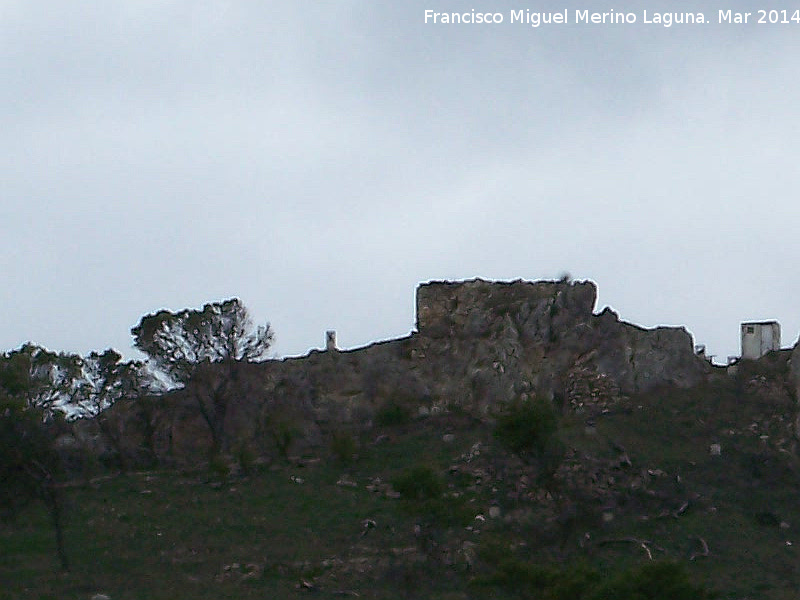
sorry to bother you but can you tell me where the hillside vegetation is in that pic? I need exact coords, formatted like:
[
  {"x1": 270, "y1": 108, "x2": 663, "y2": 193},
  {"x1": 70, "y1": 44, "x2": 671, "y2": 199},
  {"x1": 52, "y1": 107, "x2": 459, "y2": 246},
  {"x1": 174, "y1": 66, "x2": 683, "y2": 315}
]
[{"x1": 2, "y1": 355, "x2": 800, "y2": 599}]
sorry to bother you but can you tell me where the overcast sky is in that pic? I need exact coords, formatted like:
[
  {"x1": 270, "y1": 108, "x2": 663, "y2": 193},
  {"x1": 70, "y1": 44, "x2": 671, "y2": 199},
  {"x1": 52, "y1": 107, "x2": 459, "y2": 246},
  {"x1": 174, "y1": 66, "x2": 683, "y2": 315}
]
[{"x1": 2, "y1": 1, "x2": 798, "y2": 363}]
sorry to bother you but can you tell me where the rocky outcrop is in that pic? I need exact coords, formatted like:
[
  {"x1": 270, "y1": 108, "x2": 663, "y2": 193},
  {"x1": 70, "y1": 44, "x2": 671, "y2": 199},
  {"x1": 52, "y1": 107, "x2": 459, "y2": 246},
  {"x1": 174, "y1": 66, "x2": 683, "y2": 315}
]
[
  {"x1": 790, "y1": 341, "x2": 800, "y2": 442},
  {"x1": 416, "y1": 279, "x2": 597, "y2": 339},
  {"x1": 95, "y1": 278, "x2": 713, "y2": 464},
  {"x1": 791, "y1": 341, "x2": 800, "y2": 400},
  {"x1": 415, "y1": 280, "x2": 709, "y2": 408}
]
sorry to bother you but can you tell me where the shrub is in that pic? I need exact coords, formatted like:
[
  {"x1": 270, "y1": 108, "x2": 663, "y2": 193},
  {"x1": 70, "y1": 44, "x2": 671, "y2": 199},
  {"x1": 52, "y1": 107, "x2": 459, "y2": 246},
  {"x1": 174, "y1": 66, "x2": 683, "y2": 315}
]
[
  {"x1": 494, "y1": 396, "x2": 566, "y2": 490},
  {"x1": 391, "y1": 465, "x2": 471, "y2": 525},
  {"x1": 376, "y1": 400, "x2": 412, "y2": 427},
  {"x1": 392, "y1": 465, "x2": 444, "y2": 501},
  {"x1": 330, "y1": 431, "x2": 358, "y2": 463},
  {"x1": 494, "y1": 396, "x2": 559, "y2": 458}
]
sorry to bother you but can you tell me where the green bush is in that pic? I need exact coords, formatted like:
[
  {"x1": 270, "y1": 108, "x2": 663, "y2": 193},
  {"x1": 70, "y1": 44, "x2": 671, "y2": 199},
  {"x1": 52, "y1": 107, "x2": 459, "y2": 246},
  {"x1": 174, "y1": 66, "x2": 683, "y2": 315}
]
[
  {"x1": 392, "y1": 465, "x2": 444, "y2": 501},
  {"x1": 330, "y1": 431, "x2": 358, "y2": 463},
  {"x1": 494, "y1": 396, "x2": 559, "y2": 458},
  {"x1": 494, "y1": 397, "x2": 565, "y2": 486},
  {"x1": 391, "y1": 465, "x2": 472, "y2": 525},
  {"x1": 376, "y1": 400, "x2": 412, "y2": 427}
]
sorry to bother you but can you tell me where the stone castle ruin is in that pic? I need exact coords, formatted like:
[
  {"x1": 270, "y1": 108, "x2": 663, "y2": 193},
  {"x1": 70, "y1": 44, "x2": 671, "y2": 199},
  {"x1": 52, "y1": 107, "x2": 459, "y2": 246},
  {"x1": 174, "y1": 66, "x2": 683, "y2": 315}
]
[
  {"x1": 412, "y1": 278, "x2": 708, "y2": 398},
  {"x1": 156, "y1": 278, "x2": 713, "y2": 458},
  {"x1": 95, "y1": 278, "x2": 724, "y2": 463}
]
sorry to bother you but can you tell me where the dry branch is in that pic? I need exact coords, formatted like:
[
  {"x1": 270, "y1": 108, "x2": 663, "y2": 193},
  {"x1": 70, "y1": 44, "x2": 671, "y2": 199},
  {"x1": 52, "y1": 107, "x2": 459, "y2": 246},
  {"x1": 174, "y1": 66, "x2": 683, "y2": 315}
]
[
  {"x1": 597, "y1": 537, "x2": 665, "y2": 560},
  {"x1": 689, "y1": 536, "x2": 710, "y2": 560},
  {"x1": 672, "y1": 500, "x2": 690, "y2": 517}
]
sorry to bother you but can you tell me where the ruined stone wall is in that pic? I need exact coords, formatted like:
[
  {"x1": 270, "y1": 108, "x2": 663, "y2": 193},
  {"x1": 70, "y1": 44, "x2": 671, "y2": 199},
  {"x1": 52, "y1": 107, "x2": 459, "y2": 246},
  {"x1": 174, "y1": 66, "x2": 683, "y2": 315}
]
[
  {"x1": 791, "y1": 342, "x2": 800, "y2": 400},
  {"x1": 230, "y1": 278, "x2": 710, "y2": 454},
  {"x1": 416, "y1": 278, "x2": 596, "y2": 338},
  {"x1": 101, "y1": 278, "x2": 714, "y2": 463},
  {"x1": 415, "y1": 278, "x2": 706, "y2": 396}
]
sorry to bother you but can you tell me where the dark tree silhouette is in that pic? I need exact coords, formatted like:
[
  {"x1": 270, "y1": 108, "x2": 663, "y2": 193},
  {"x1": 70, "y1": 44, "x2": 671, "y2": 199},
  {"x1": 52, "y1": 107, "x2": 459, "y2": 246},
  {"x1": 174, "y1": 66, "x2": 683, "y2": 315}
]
[
  {"x1": 0, "y1": 354, "x2": 70, "y2": 570},
  {"x1": 131, "y1": 298, "x2": 273, "y2": 452}
]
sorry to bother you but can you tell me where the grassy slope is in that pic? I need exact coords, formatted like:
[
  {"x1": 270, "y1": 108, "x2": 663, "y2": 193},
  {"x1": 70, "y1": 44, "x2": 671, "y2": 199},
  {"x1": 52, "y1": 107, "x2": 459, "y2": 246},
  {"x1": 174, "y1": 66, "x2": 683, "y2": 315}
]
[
  {"x1": 0, "y1": 418, "x2": 490, "y2": 600},
  {"x1": 592, "y1": 374, "x2": 800, "y2": 600},
  {"x1": 3, "y1": 372, "x2": 800, "y2": 599}
]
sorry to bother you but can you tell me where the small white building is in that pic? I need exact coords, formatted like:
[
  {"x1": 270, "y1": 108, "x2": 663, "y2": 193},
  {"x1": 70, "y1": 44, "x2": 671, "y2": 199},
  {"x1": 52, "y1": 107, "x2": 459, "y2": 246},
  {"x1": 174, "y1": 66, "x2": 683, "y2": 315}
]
[
  {"x1": 325, "y1": 330, "x2": 337, "y2": 352},
  {"x1": 740, "y1": 321, "x2": 780, "y2": 359}
]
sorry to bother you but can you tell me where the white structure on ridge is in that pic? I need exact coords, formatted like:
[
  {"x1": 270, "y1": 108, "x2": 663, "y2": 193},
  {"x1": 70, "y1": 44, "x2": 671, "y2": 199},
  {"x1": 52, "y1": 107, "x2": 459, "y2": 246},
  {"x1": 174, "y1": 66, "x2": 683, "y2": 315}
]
[
  {"x1": 740, "y1": 321, "x2": 780, "y2": 360},
  {"x1": 325, "y1": 330, "x2": 337, "y2": 352}
]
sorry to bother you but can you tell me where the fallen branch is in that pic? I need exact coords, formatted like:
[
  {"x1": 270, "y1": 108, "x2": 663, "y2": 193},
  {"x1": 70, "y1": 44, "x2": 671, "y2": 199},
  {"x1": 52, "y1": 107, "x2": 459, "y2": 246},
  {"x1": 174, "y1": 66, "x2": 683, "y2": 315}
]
[
  {"x1": 672, "y1": 500, "x2": 690, "y2": 518},
  {"x1": 689, "y1": 536, "x2": 709, "y2": 561},
  {"x1": 597, "y1": 537, "x2": 665, "y2": 560}
]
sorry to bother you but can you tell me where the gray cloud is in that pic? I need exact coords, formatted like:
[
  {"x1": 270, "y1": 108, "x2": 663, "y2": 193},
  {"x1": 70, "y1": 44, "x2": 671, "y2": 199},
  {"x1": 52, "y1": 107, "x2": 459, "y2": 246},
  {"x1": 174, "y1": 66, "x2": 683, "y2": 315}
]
[{"x1": 1, "y1": 1, "x2": 798, "y2": 362}]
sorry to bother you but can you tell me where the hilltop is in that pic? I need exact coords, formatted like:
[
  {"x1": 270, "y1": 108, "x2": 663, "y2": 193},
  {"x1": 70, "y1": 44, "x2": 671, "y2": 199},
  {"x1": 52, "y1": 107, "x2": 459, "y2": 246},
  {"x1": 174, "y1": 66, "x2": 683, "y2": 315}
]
[
  {"x1": 3, "y1": 278, "x2": 800, "y2": 599},
  {"x1": 81, "y1": 278, "x2": 714, "y2": 463}
]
